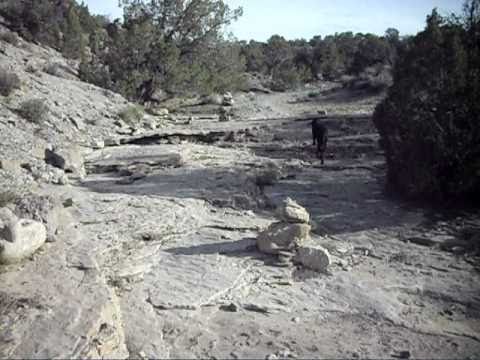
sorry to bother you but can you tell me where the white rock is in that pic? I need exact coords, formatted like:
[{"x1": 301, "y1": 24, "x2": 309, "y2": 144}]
[
  {"x1": 91, "y1": 140, "x2": 105, "y2": 149},
  {"x1": 0, "y1": 218, "x2": 47, "y2": 264},
  {"x1": 222, "y1": 92, "x2": 234, "y2": 106},
  {"x1": 276, "y1": 197, "x2": 310, "y2": 224},
  {"x1": 155, "y1": 108, "x2": 169, "y2": 117},
  {"x1": 257, "y1": 222, "x2": 310, "y2": 254},
  {"x1": 294, "y1": 243, "x2": 331, "y2": 272}
]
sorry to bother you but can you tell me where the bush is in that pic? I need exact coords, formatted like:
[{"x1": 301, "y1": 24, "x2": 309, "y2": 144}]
[
  {"x1": 0, "y1": 68, "x2": 21, "y2": 96},
  {"x1": 0, "y1": 31, "x2": 19, "y2": 45},
  {"x1": 18, "y1": 99, "x2": 49, "y2": 123},
  {"x1": 343, "y1": 65, "x2": 393, "y2": 92},
  {"x1": 373, "y1": 8, "x2": 480, "y2": 204},
  {"x1": 118, "y1": 105, "x2": 144, "y2": 125},
  {"x1": 78, "y1": 58, "x2": 112, "y2": 90},
  {"x1": 271, "y1": 63, "x2": 302, "y2": 91}
]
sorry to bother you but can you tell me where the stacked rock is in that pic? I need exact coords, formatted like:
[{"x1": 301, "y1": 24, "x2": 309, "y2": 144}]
[
  {"x1": 222, "y1": 92, "x2": 234, "y2": 106},
  {"x1": 257, "y1": 198, "x2": 311, "y2": 254},
  {"x1": 257, "y1": 198, "x2": 331, "y2": 272}
]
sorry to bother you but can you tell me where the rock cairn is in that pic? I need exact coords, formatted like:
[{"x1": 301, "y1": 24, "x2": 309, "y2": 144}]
[{"x1": 257, "y1": 198, "x2": 331, "y2": 272}]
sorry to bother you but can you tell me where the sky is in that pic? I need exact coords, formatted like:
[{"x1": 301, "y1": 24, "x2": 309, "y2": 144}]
[{"x1": 83, "y1": 0, "x2": 463, "y2": 41}]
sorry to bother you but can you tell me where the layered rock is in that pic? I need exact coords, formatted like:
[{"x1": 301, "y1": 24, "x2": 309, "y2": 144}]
[{"x1": 257, "y1": 198, "x2": 331, "y2": 272}]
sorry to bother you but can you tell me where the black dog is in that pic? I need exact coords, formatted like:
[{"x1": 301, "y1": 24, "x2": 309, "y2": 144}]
[{"x1": 311, "y1": 119, "x2": 328, "y2": 164}]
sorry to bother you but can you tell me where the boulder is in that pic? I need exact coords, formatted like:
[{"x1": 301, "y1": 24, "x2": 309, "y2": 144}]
[
  {"x1": 0, "y1": 218, "x2": 47, "y2": 264},
  {"x1": 45, "y1": 146, "x2": 85, "y2": 178},
  {"x1": 276, "y1": 197, "x2": 310, "y2": 224},
  {"x1": 294, "y1": 243, "x2": 331, "y2": 272},
  {"x1": 257, "y1": 222, "x2": 310, "y2": 254}
]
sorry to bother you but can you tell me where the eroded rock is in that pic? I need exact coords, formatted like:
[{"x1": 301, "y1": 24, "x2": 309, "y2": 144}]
[
  {"x1": 0, "y1": 217, "x2": 47, "y2": 264},
  {"x1": 294, "y1": 243, "x2": 331, "y2": 273},
  {"x1": 257, "y1": 222, "x2": 310, "y2": 254},
  {"x1": 276, "y1": 197, "x2": 310, "y2": 224}
]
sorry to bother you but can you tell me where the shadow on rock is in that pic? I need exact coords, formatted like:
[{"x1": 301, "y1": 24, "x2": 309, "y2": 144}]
[{"x1": 165, "y1": 238, "x2": 258, "y2": 257}]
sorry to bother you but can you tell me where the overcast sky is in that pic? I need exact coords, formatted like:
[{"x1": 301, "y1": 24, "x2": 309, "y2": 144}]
[{"x1": 83, "y1": 0, "x2": 463, "y2": 41}]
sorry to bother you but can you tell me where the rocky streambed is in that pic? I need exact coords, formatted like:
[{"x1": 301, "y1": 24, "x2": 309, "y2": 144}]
[{"x1": 2, "y1": 107, "x2": 479, "y2": 359}]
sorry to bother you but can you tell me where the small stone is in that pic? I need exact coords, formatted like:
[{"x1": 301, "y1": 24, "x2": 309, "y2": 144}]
[
  {"x1": 276, "y1": 198, "x2": 310, "y2": 224},
  {"x1": 151, "y1": 108, "x2": 169, "y2": 117},
  {"x1": 222, "y1": 92, "x2": 234, "y2": 106},
  {"x1": 62, "y1": 198, "x2": 74, "y2": 208},
  {"x1": 294, "y1": 244, "x2": 331, "y2": 272},
  {"x1": 0, "y1": 218, "x2": 47, "y2": 264},
  {"x1": 257, "y1": 222, "x2": 311, "y2": 255}
]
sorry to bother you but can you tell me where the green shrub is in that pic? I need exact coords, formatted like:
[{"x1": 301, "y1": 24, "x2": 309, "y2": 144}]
[
  {"x1": 0, "y1": 68, "x2": 21, "y2": 96},
  {"x1": 373, "y1": 7, "x2": 480, "y2": 203},
  {"x1": 271, "y1": 62, "x2": 302, "y2": 91},
  {"x1": 78, "y1": 58, "x2": 112, "y2": 90},
  {"x1": 18, "y1": 99, "x2": 49, "y2": 123},
  {"x1": 118, "y1": 105, "x2": 144, "y2": 125}
]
